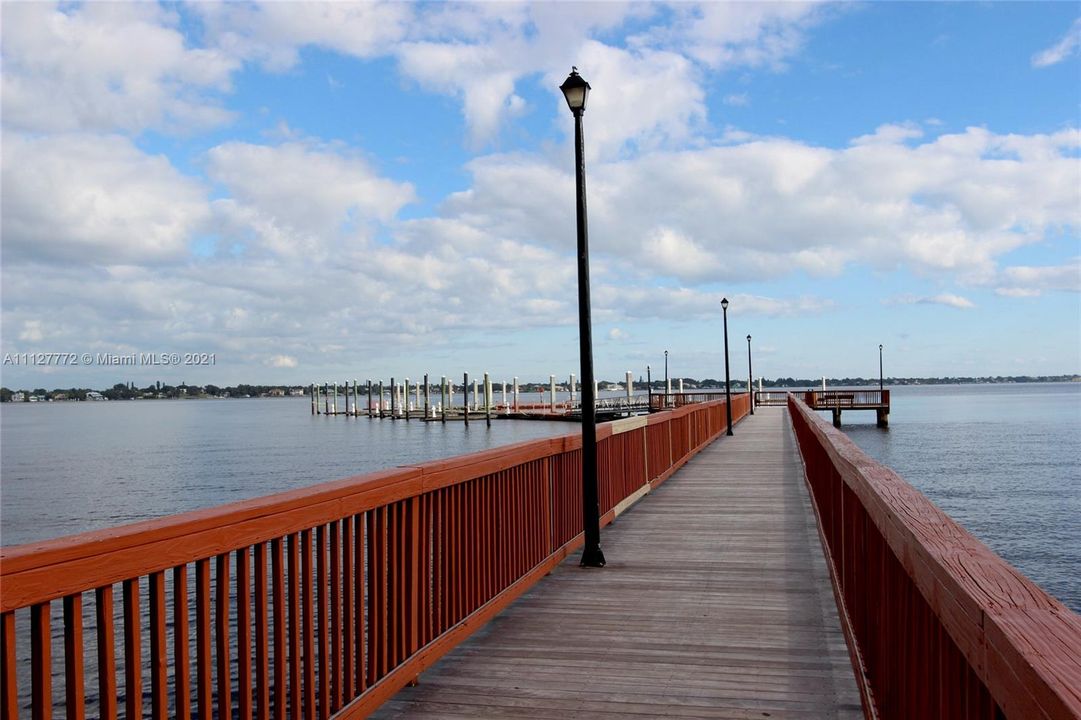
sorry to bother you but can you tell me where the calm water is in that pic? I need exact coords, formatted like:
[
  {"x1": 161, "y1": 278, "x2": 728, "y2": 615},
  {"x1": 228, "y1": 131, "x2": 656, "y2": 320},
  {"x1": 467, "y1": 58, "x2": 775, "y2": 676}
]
[
  {"x1": 0, "y1": 397, "x2": 572, "y2": 546},
  {"x1": 2, "y1": 384, "x2": 1079, "y2": 613},
  {"x1": 832, "y1": 383, "x2": 1080, "y2": 612}
]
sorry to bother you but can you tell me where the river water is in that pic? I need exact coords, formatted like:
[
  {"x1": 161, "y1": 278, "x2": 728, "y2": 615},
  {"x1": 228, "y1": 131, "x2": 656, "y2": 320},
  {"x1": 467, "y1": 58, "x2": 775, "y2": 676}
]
[{"x1": 2, "y1": 383, "x2": 1078, "y2": 612}]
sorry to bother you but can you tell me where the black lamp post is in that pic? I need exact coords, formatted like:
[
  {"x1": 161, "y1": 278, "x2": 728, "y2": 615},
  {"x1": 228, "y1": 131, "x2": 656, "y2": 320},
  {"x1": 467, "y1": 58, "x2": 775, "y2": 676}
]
[
  {"x1": 646, "y1": 364, "x2": 652, "y2": 410},
  {"x1": 879, "y1": 344, "x2": 884, "y2": 392},
  {"x1": 560, "y1": 67, "x2": 604, "y2": 568},
  {"x1": 747, "y1": 334, "x2": 754, "y2": 416},
  {"x1": 722, "y1": 298, "x2": 733, "y2": 436},
  {"x1": 664, "y1": 349, "x2": 669, "y2": 407}
]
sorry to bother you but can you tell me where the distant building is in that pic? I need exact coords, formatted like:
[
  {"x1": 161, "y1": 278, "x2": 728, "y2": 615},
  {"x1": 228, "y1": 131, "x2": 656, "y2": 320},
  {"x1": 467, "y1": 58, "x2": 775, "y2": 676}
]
[
  {"x1": 11, "y1": 392, "x2": 24, "y2": 402},
  {"x1": 268, "y1": 388, "x2": 286, "y2": 397},
  {"x1": 289, "y1": 388, "x2": 306, "y2": 396},
  {"x1": 86, "y1": 391, "x2": 105, "y2": 401}
]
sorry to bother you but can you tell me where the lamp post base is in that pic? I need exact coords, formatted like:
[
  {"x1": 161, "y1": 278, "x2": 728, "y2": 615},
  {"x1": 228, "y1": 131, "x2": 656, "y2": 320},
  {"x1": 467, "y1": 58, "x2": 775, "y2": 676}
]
[{"x1": 580, "y1": 546, "x2": 606, "y2": 568}]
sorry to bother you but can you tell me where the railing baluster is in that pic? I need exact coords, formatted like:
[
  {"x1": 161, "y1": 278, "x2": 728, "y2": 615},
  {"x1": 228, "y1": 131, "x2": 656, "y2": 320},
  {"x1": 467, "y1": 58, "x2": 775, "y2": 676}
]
[
  {"x1": 329, "y1": 520, "x2": 341, "y2": 714},
  {"x1": 149, "y1": 573, "x2": 166, "y2": 720},
  {"x1": 254, "y1": 544, "x2": 269, "y2": 720},
  {"x1": 195, "y1": 559, "x2": 211, "y2": 720},
  {"x1": 63, "y1": 594, "x2": 85, "y2": 720},
  {"x1": 301, "y1": 530, "x2": 315, "y2": 720},
  {"x1": 270, "y1": 539, "x2": 285, "y2": 720},
  {"x1": 215, "y1": 552, "x2": 231, "y2": 717},
  {"x1": 341, "y1": 518, "x2": 354, "y2": 704},
  {"x1": 353, "y1": 514, "x2": 365, "y2": 695},
  {"x1": 95, "y1": 587, "x2": 117, "y2": 720},
  {"x1": 173, "y1": 566, "x2": 191, "y2": 720},
  {"x1": 286, "y1": 535, "x2": 299, "y2": 720},
  {"x1": 122, "y1": 579, "x2": 141, "y2": 720},
  {"x1": 237, "y1": 547, "x2": 252, "y2": 720},
  {"x1": 31, "y1": 603, "x2": 50, "y2": 720},
  {"x1": 316, "y1": 525, "x2": 329, "y2": 720},
  {"x1": 1, "y1": 612, "x2": 17, "y2": 720}
]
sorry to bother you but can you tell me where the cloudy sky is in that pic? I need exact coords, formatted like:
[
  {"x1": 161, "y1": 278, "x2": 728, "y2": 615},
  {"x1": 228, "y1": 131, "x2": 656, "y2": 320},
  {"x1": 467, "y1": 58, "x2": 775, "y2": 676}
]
[{"x1": 2, "y1": 2, "x2": 1078, "y2": 389}]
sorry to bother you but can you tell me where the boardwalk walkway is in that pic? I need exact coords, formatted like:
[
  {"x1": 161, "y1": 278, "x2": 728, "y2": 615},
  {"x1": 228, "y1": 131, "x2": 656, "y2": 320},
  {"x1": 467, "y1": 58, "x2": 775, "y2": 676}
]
[{"x1": 374, "y1": 407, "x2": 863, "y2": 719}]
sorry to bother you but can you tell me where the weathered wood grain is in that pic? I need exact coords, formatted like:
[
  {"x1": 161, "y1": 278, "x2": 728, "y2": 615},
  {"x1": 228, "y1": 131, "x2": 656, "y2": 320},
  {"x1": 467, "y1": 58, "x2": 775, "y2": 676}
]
[{"x1": 375, "y1": 408, "x2": 862, "y2": 719}]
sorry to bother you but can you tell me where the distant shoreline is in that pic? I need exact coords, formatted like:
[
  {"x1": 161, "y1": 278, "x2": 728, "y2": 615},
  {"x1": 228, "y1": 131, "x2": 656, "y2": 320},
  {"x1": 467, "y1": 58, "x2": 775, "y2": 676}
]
[{"x1": 2, "y1": 376, "x2": 1077, "y2": 403}]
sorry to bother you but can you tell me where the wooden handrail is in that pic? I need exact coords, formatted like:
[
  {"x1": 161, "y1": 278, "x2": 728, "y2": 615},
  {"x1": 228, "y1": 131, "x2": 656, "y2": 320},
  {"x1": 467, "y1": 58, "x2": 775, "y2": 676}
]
[
  {"x1": 1, "y1": 395, "x2": 751, "y2": 719},
  {"x1": 788, "y1": 396, "x2": 1081, "y2": 719}
]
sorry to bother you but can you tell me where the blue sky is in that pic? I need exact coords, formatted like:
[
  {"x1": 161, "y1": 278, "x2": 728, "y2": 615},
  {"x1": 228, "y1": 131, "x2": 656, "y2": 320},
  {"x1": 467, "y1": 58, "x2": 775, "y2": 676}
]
[{"x1": 1, "y1": 1, "x2": 1079, "y2": 388}]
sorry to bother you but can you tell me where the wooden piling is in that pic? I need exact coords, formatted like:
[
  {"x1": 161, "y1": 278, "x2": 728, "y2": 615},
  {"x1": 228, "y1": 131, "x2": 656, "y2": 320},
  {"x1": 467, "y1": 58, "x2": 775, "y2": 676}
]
[
  {"x1": 441, "y1": 376, "x2": 447, "y2": 423},
  {"x1": 484, "y1": 372, "x2": 491, "y2": 427},
  {"x1": 390, "y1": 379, "x2": 396, "y2": 420},
  {"x1": 368, "y1": 380, "x2": 373, "y2": 418},
  {"x1": 378, "y1": 381, "x2": 384, "y2": 418},
  {"x1": 324, "y1": 383, "x2": 329, "y2": 415},
  {"x1": 424, "y1": 374, "x2": 430, "y2": 418},
  {"x1": 463, "y1": 373, "x2": 469, "y2": 426},
  {"x1": 311, "y1": 383, "x2": 316, "y2": 415}
]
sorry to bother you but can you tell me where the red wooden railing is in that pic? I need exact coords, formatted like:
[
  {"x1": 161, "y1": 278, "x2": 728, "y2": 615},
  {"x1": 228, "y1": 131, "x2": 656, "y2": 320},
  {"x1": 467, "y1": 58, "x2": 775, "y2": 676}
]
[
  {"x1": 648, "y1": 390, "x2": 749, "y2": 411},
  {"x1": 804, "y1": 389, "x2": 890, "y2": 408},
  {"x1": 0, "y1": 396, "x2": 749, "y2": 719},
  {"x1": 788, "y1": 396, "x2": 1081, "y2": 719}
]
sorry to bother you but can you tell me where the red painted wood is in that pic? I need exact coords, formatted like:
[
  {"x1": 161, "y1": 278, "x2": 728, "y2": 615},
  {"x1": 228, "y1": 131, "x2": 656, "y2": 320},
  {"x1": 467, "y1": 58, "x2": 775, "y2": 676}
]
[
  {"x1": 789, "y1": 396, "x2": 1081, "y2": 720},
  {"x1": 353, "y1": 514, "x2": 366, "y2": 695},
  {"x1": 31, "y1": 603, "x2": 50, "y2": 720},
  {"x1": 341, "y1": 517, "x2": 354, "y2": 702},
  {"x1": 214, "y1": 553, "x2": 231, "y2": 718},
  {"x1": 301, "y1": 530, "x2": 315, "y2": 720},
  {"x1": 1, "y1": 612, "x2": 17, "y2": 720},
  {"x1": 122, "y1": 579, "x2": 141, "y2": 720},
  {"x1": 253, "y1": 544, "x2": 269, "y2": 720},
  {"x1": 195, "y1": 560, "x2": 212, "y2": 720},
  {"x1": 237, "y1": 547, "x2": 252, "y2": 720},
  {"x1": 270, "y1": 539, "x2": 285, "y2": 720},
  {"x1": 95, "y1": 587, "x2": 117, "y2": 720},
  {"x1": 148, "y1": 573, "x2": 166, "y2": 720},
  {"x1": 315, "y1": 525, "x2": 329, "y2": 720},
  {"x1": 62, "y1": 594, "x2": 85, "y2": 720},
  {"x1": 329, "y1": 521, "x2": 341, "y2": 713},
  {"x1": 286, "y1": 535, "x2": 299, "y2": 720},
  {"x1": 173, "y1": 566, "x2": 191, "y2": 720}
]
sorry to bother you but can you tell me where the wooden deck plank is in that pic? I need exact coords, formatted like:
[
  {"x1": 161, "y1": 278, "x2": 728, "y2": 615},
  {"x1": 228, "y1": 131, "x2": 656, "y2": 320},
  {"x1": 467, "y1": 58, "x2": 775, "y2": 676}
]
[{"x1": 374, "y1": 408, "x2": 862, "y2": 719}]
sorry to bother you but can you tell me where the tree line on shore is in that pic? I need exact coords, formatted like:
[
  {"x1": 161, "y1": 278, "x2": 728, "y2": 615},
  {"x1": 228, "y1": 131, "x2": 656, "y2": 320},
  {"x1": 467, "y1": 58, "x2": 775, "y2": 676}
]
[{"x1": 2, "y1": 374, "x2": 1077, "y2": 403}]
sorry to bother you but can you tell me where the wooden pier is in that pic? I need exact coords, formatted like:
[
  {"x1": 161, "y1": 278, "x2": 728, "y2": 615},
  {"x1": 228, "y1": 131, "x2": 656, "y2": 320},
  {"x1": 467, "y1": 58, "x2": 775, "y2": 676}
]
[
  {"x1": 2, "y1": 393, "x2": 1079, "y2": 719},
  {"x1": 757, "y1": 389, "x2": 890, "y2": 428},
  {"x1": 373, "y1": 408, "x2": 863, "y2": 718}
]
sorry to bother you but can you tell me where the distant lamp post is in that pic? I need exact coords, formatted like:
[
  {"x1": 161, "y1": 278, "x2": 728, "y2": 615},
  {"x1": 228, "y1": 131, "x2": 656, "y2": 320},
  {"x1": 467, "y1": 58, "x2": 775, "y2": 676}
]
[
  {"x1": 560, "y1": 67, "x2": 604, "y2": 568},
  {"x1": 747, "y1": 334, "x2": 754, "y2": 416},
  {"x1": 647, "y1": 364, "x2": 652, "y2": 410},
  {"x1": 664, "y1": 349, "x2": 669, "y2": 406},
  {"x1": 721, "y1": 298, "x2": 733, "y2": 436},
  {"x1": 879, "y1": 344, "x2": 884, "y2": 392}
]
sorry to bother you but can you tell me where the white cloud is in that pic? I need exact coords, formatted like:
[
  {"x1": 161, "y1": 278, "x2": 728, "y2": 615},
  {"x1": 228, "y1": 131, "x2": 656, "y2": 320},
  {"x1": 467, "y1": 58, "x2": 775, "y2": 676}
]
[
  {"x1": 608, "y1": 328, "x2": 630, "y2": 341},
  {"x1": 18, "y1": 320, "x2": 44, "y2": 343},
  {"x1": 267, "y1": 355, "x2": 298, "y2": 369},
  {"x1": 1, "y1": 3, "x2": 236, "y2": 134},
  {"x1": 1032, "y1": 17, "x2": 1081, "y2": 68},
  {"x1": 851, "y1": 122, "x2": 924, "y2": 146},
  {"x1": 723, "y1": 93, "x2": 750, "y2": 107},
  {"x1": 205, "y1": 141, "x2": 416, "y2": 260},
  {"x1": 1, "y1": 133, "x2": 209, "y2": 265},
  {"x1": 887, "y1": 293, "x2": 976, "y2": 309},
  {"x1": 633, "y1": 3, "x2": 829, "y2": 70},
  {"x1": 993, "y1": 260, "x2": 1081, "y2": 297},
  {"x1": 193, "y1": 1, "x2": 411, "y2": 71}
]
